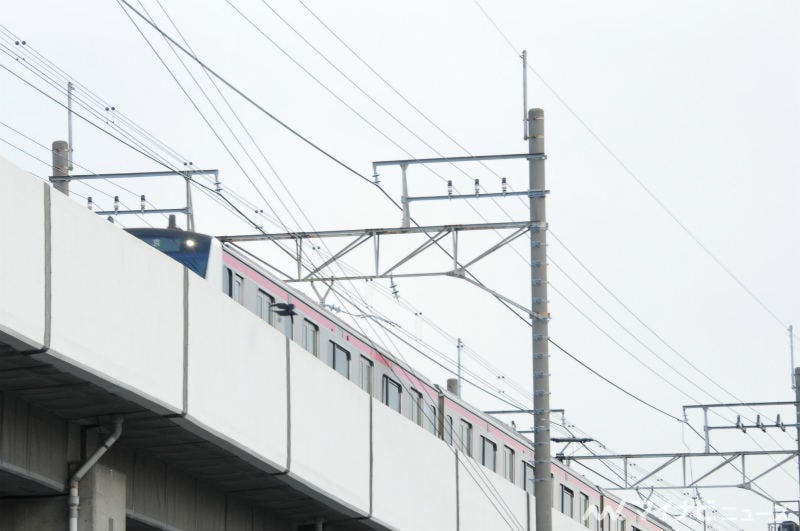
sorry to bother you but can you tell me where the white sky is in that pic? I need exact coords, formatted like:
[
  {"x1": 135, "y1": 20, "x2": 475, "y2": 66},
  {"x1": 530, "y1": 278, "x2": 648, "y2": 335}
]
[{"x1": 2, "y1": 1, "x2": 800, "y2": 529}]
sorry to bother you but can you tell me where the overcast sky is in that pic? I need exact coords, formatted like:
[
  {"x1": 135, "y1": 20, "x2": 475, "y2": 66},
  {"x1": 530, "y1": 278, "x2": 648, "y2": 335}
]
[{"x1": 2, "y1": 1, "x2": 800, "y2": 528}]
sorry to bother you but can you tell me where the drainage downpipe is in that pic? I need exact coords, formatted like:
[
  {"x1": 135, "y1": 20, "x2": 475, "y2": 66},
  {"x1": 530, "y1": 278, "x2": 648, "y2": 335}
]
[{"x1": 68, "y1": 417, "x2": 123, "y2": 531}]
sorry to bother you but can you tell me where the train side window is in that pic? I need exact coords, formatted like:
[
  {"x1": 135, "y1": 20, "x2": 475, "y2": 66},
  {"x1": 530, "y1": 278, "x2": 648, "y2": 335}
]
[
  {"x1": 256, "y1": 290, "x2": 274, "y2": 325},
  {"x1": 560, "y1": 485, "x2": 574, "y2": 518},
  {"x1": 458, "y1": 420, "x2": 472, "y2": 456},
  {"x1": 329, "y1": 342, "x2": 350, "y2": 378},
  {"x1": 426, "y1": 404, "x2": 437, "y2": 435},
  {"x1": 616, "y1": 517, "x2": 625, "y2": 531},
  {"x1": 382, "y1": 375, "x2": 401, "y2": 412},
  {"x1": 480, "y1": 437, "x2": 496, "y2": 471},
  {"x1": 226, "y1": 270, "x2": 243, "y2": 303},
  {"x1": 502, "y1": 446, "x2": 514, "y2": 481},
  {"x1": 230, "y1": 273, "x2": 243, "y2": 304},
  {"x1": 444, "y1": 415, "x2": 454, "y2": 444},
  {"x1": 579, "y1": 493, "x2": 590, "y2": 527},
  {"x1": 302, "y1": 320, "x2": 319, "y2": 356},
  {"x1": 358, "y1": 356, "x2": 373, "y2": 393},
  {"x1": 408, "y1": 389, "x2": 422, "y2": 425},
  {"x1": 523, "y1": 463, "x2": 535, "y2": 495}
]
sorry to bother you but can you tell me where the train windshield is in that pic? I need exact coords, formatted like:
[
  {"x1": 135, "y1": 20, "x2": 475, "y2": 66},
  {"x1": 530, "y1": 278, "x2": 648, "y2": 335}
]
[{"x1": 125, "y1": 228, "x2": 212, "y2": 277}]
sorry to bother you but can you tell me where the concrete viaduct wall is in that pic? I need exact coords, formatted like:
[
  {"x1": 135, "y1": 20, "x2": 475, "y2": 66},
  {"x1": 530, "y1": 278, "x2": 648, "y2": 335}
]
[{"x1": 0, "y1": 156, "x2": 589, "y2": 531}]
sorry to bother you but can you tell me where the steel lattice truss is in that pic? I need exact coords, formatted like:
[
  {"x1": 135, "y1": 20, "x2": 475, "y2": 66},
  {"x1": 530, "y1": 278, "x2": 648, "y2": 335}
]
[
  {"x1": 220, "y1": 221, "x2": 543, "y2": 316},
  {"x1": 565, "y1": 450, "x2": 798, "y2": 503}
]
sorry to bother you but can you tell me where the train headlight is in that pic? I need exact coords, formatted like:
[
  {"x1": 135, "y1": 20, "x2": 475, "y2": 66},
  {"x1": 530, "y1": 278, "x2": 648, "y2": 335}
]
[{"x1": 185, "y1": 239, "x2": 196, "y2": 248}]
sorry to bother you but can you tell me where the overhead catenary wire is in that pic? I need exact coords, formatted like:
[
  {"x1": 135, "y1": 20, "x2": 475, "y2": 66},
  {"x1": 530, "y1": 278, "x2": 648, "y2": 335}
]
[
  {"x1": 248, "y1": 0, "x2": 778, "y2": 444},
  {"x1": 3, "y1": 13, "x2": 784, "y2": 528},
  {"x1": 10, "y1": 1, "x2": 736, "y2": 466},
  {"x1": 271, "y1": 2, "x2": 800, "y2": 497},
  {"x1": 470, "y1": 0, "x2": 790, "y2": 333},
  {"x1": 117, "y1": 0, "x2": 404, "y2": 211},
  {"x1": 114, "y1": 0, "x2": 755, "y2": 451},
  {"x1": 111, "y1": 8, "x2": 525, "y2": 526},
  {"x1": 1, "y1": 2, "x2": 788, "y2": 470}
]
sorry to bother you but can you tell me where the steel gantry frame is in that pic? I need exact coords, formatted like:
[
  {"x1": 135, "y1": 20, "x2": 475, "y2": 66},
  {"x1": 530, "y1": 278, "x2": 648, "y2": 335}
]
[
  {"x1": 560, "y1": 398, "x2": 800, "y2": 519},
  {"x1": 565, "y1": 450, "x2": 799, "y2": 497},
  {"x1": 683, "y1": 400, "x2": 799, "y2": 454},
  {"x1": 221, "y1": 221, "x2": 541, "y2": 314},
  {"x1": 49, "y1": 163, "x2": 220, "y2": 231}
]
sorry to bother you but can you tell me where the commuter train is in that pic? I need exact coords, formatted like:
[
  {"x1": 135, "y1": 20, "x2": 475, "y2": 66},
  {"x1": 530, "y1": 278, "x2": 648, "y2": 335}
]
[{"x1": 125, "y1": 224, "x2": 674, "y2": 531}]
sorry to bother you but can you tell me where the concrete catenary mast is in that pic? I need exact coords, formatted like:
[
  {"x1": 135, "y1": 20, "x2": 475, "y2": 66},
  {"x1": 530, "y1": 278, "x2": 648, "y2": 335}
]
[{"x1": 529, "y1": 108, "x2": 553, "y2": 531}]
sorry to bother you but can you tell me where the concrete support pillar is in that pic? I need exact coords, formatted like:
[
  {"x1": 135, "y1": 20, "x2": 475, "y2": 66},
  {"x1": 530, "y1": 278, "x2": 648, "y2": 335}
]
[{"x1": 77, "y1": 463, "x2": 127, "y2": 531}]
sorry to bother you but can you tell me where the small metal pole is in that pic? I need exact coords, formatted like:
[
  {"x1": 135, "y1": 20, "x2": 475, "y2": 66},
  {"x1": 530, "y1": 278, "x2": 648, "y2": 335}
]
[
  {"x1": 400, "y1": 163, "x2": 410, "y2": 228},
  {"x1": 741, "y1": 454, "x2": 746, "y2": 484},
  {"x1": 184, "y1": 172, "x2": 195, "y2": 231},
  {"x1": 373, "y1": 234, "x2": 380, "y2": 276},
  {"x1": 521, "y1": 50, "x2": 528, "y2": 140},
  {"x1": 66, "y1": 82, "x2": 74, "y2": 170},
  {"x1": 452, "y1": 230, "x2": 459, "y2": 271},
  {"x1": 790, "y1": 326, "x2": 795, "y2": 389},
  {"x1": 623, "y1": 457, "x2": 628, "y2": 487},
  {"x1": 682, "y1": 456, "x2": 687, "y2": 486},
  {"x1": 51, "y1": 140, "x2": 70, "y2": 196},
  {"x1": 296, "y1": 239, "x2": 302, "y2": 280},
  {"x1": 703, "y1": 406, "x2": 710, "y2": 453},
  {"x1": 457, "y1": 338, "x2": 464, "y2": 397}
]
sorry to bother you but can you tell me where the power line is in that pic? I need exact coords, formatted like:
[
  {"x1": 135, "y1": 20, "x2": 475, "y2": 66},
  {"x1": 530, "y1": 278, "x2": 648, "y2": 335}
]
[
  {"x1": 471, "y1": 0, "x2": 790, "y2": 331},
  {"x1": 6, "y1": 12, "x2": 784, "y2": 524},
  {"x1": 267, "y1": 0, "x2": 762, "y2": 431},
  {"x1": 285, "y1": 2, "x2": 728, "y2": 431},
  {"x1": 549, "y1": 339, "x2": 682, "y2": 423},
  {"x1": 118, "y1": 0, "x2": 404, "y2": 210},
  {"x1": 113, "y1": 8, "x2": 526, "y2": 524}
]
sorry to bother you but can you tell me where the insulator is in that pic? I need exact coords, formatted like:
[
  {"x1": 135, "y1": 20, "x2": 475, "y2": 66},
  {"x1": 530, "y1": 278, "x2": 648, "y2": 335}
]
[
  {"x1": 87, "y1": 197, "x2": 93, "y2": 211},
  {"x1": 113, "y1": 196, "x2": 120, "y2": 213},
  {"x1": 474, "y1": 178, "x2": 480, "y2": 195},
  {"x1": 447, "y1": 180, "x2": 453, "y2": 196},
  {"x1": 501, "y1": 177, "x2": 508, "y2": 193},
  {"x1": 140, "y1": 195, "x2": 146, "y2": 212}
]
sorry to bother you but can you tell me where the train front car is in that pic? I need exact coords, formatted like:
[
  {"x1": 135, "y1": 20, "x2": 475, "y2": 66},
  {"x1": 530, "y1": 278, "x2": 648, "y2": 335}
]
[{"x1": 125, "y1": 227, "x2": 223, "y2": 285}]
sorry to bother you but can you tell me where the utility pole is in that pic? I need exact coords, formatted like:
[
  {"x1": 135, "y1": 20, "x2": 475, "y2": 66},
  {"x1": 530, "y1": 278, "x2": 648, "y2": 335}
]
[
  {"x1": 51, "y1": 140, "x2": 70, "y2": 196},
  {"x1": 529, "y1": 107, "x2": 552, "y2": 531},
  {"x1": 794, "y1": 367, "x2": 800, "y2": 514}
]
